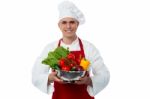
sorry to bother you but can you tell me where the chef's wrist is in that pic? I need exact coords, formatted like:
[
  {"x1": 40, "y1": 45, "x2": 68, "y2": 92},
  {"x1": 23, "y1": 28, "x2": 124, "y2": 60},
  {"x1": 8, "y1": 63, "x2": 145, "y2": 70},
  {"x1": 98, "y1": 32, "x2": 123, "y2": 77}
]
[
  {"x1": 48, "y1": 78, "x2": 54, "y2": 84},
  {"x1": 48, "y1": 75, "x2": 54, "y2": 85},
  {"x1": 87, "y1": 77, "x2": 93, "y2": 87}
]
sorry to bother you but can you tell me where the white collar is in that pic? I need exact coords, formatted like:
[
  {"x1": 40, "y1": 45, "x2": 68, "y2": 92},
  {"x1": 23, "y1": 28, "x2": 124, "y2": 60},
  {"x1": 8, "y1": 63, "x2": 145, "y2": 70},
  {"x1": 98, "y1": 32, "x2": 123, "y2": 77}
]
[{"x1": 61, "y1": 37, "x2": 79, "y2": 46}]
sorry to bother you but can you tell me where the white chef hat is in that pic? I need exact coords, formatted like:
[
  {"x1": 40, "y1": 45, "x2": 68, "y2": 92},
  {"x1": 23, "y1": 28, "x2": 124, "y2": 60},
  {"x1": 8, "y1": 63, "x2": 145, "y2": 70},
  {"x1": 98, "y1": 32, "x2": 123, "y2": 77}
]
[{"x1": 58, "y1": 1, "x2": 85, "y2": 25}]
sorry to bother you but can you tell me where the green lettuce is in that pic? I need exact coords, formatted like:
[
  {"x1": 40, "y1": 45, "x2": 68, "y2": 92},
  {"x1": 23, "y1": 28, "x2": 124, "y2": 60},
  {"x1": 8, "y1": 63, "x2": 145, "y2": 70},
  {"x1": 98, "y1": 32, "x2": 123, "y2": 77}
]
[{"x1": 42, "y1": 46, "x2": 69, "y2": 70}]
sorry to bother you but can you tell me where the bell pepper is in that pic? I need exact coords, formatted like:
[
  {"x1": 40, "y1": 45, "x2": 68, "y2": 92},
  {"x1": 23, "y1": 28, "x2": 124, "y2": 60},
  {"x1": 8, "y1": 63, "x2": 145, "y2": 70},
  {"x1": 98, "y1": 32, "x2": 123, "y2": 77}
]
[{"x1": 80, "y1": 58, "x2": 90, "y2": 70}]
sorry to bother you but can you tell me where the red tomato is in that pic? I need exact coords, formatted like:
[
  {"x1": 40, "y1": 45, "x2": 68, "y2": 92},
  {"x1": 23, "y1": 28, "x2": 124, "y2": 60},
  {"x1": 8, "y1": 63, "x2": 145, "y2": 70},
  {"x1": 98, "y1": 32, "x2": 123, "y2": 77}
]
[
  {"x1": 75, "y1": 59, "x2": 81, "y2": 65},
  {"x1": 59, "y1": 59, "x2": 65, "y2": 67},
  {"x1": 69, "y1": 63, "x2": 74, "y2": 67},
  {"x1": 67, "y1": 53, "x2": 75, "y2": 60},
  {"x1": 61, "y1": 66, "x2": 70, "y2": 71}
]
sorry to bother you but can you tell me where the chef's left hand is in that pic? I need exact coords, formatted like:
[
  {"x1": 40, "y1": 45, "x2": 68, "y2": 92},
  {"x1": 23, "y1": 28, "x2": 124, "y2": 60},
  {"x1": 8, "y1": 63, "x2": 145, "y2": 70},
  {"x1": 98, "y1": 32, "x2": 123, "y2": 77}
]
[{"x1": 75, "y1": 72, "x2": 93, "y2": 86}]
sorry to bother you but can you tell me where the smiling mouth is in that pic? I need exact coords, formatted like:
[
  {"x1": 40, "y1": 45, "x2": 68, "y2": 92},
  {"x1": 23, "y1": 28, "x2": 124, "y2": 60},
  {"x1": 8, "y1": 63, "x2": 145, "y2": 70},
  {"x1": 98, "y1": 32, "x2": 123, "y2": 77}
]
[{"x1": 65, "y1": 30, "x2": 72, "y2": 33}]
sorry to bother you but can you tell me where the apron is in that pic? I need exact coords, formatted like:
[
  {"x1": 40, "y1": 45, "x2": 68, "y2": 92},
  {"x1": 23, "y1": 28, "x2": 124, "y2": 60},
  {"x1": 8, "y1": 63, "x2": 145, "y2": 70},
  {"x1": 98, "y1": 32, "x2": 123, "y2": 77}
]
[{"x1": 52, "y1": 38, "x2": 94, "y2": 99}]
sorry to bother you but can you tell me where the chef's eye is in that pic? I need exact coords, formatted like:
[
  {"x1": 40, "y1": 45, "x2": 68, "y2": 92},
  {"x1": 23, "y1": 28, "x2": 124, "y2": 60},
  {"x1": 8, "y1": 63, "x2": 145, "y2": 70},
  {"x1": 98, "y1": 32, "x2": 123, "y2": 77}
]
[
  {"x1": 70, "y1": 21, "x2": 75, "y2": 24},
  {"x1": 61, "y1": 21, "x2": 67, "y2": 24}
]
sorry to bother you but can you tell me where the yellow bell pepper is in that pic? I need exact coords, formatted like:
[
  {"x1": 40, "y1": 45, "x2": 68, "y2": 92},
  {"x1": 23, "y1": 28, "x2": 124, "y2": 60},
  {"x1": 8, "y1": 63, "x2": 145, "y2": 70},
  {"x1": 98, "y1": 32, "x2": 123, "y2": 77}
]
[{"x1": 80, "y1": 58, "x2": 90, "y2": 70}]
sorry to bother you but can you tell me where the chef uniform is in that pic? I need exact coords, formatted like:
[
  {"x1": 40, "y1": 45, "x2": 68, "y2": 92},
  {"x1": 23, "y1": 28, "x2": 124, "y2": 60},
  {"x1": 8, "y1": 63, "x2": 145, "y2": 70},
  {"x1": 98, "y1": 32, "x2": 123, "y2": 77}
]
[{"x1": 32, "y1": 1, "x2": 110, "y2": 99}]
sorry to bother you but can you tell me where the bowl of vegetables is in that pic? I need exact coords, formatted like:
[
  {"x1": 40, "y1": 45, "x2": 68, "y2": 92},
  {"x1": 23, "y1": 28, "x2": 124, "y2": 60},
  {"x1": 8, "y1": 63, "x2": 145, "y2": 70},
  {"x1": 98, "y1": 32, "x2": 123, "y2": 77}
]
[{"x1": 42, "y1": 47, "x2": 90, "y2": 82}]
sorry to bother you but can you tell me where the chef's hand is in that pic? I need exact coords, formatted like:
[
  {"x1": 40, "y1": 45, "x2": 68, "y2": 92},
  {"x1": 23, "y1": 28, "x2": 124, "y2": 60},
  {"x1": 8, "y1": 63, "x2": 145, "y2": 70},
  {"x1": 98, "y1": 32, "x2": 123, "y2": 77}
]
[
  {"x1": 48, "y1": 70, "x2": 63, "y2": 85},
  {"x1": 75, "y1": 72, "x2": 93, "y2": 86}
]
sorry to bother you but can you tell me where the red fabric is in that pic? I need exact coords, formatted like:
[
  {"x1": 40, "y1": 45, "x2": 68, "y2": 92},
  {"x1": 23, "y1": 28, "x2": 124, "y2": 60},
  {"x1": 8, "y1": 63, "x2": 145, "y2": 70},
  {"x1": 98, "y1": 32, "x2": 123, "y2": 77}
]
[{"x1": 52, "y1": 38, "x2": 94, "y2": 99}]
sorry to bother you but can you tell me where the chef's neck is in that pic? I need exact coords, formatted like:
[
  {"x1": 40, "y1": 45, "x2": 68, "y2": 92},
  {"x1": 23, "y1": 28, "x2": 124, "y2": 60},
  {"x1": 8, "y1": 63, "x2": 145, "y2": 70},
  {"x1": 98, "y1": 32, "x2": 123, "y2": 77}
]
[{"x1": 62, "y1": 36, "x2": 77, "y2": 45}]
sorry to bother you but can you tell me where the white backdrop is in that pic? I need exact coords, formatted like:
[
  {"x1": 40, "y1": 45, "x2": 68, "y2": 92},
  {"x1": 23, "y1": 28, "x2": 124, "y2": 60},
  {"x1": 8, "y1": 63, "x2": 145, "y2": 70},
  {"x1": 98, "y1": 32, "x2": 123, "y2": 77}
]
[{"x1": 0, "y1": 0, "x2": 150, "y2": 99}]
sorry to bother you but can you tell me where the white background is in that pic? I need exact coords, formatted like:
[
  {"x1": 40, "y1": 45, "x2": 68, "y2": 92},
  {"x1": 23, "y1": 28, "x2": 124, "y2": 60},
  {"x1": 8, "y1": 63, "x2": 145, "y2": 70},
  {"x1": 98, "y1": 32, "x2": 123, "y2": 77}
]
[{"x1": 0, "y1": 0, "x2": 150, "y2": 99}]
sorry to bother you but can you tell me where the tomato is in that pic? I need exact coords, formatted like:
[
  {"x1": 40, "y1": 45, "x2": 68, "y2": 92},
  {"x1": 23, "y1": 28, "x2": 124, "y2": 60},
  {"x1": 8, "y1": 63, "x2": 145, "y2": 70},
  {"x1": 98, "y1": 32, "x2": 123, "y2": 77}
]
[
  {"x1": 69, "y1": 63, "x2": 74, "y2": 67},
  {"x1": 59, "y1": 59, "x2": 65, "y2": 67},
  {"x1": 67, "y1": 53, "x2": 75, "y2": 60},
  {"x1": 61, "y1": 66, "x2": 70, "y2": 71},
  {"x1": 75, "y1": 58, "x2": 81, "y2": 65}
]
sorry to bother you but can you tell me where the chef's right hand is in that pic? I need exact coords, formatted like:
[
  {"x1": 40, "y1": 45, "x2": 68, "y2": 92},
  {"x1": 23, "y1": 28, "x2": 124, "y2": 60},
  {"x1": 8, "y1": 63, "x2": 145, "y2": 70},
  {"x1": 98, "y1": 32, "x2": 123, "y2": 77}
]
[{"x1": 48, "y1": 71, "x2": 63, "y2": 84}]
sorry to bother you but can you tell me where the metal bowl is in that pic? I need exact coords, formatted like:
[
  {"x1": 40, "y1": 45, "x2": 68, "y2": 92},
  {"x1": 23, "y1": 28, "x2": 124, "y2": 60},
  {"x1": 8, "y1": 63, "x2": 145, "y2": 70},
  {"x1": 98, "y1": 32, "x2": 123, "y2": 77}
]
[{"x1": 57, "y1": 70, "x2": 86, "y2": 82}]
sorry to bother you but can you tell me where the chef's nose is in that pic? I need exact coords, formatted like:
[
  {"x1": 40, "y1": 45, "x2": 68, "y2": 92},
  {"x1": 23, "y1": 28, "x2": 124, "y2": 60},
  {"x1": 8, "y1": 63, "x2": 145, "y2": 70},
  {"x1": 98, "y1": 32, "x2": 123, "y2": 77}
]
[{"x1": 66, "y1": 23, "x2": 71, "y2": 28}]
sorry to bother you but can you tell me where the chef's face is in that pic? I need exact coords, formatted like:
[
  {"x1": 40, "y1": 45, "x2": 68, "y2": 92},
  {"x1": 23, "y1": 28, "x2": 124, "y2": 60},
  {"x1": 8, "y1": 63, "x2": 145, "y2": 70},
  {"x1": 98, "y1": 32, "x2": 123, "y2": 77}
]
[{"x1": 58, "y1": 17, "x2": 79, "y2": 38}]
